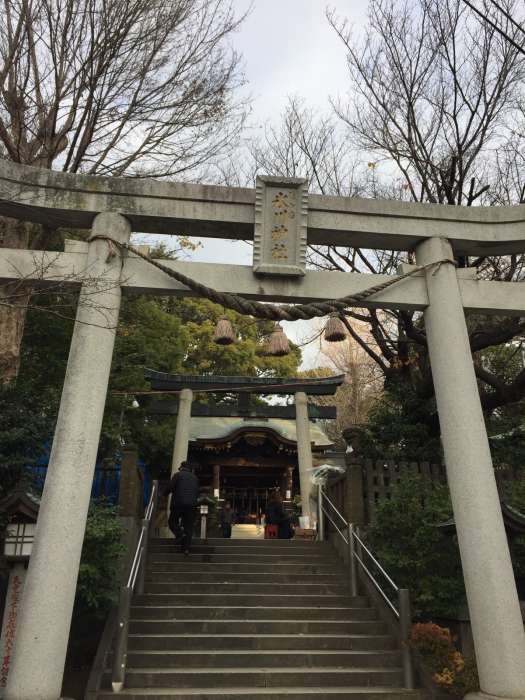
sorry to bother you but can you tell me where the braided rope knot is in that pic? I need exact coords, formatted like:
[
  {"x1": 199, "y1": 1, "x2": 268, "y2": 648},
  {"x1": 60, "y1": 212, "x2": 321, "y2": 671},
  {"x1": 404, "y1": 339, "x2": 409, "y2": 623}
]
[{"x1": 86, "y1": 234, "x2": 457, "y2": 322}]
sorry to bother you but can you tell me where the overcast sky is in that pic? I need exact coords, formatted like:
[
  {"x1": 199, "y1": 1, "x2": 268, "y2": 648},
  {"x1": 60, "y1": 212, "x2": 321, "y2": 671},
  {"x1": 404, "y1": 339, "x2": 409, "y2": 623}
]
[
  {"x1": 233, "y1": 0, "x2": 359, "y2": 123},
  {"x1": 148, "y1": 1, "x2": 370, "y2": 369}
]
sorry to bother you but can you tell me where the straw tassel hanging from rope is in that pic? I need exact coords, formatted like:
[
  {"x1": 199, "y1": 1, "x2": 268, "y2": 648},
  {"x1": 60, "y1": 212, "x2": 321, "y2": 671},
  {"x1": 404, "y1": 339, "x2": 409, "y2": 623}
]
[
  {"x1": 213, "y1": 314, "x2": 235, "y2": 345},
  {"x1": 267, "y1": 323, "x2": 290, "y2": 356},
  {"x1": 324, "y1": 313, "x2": 347, "y2": 343}
]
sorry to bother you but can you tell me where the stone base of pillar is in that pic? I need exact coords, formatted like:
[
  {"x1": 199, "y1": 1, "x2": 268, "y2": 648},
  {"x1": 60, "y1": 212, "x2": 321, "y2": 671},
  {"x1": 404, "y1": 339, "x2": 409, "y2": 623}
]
[{"x1": 0, "y1": 564, "x2": 27, "y2": 698}]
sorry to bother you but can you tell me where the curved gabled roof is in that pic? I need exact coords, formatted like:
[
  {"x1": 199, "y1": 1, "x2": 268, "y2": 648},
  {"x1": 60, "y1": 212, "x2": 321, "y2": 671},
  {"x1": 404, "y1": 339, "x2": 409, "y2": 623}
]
[
  {"x1": 438, "y1": 501, "x2": 525, "y2": 535},
  {"x1": 188, "y1": 417, "x2": 333, "y2": 448}
]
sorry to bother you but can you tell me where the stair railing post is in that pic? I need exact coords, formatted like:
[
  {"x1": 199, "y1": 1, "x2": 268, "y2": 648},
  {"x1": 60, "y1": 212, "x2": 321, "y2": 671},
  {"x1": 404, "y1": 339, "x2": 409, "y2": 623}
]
[
  {"x1": 112, "y1": 585, "x2": 132, "y2": 692},
  {"x1": 150, "y1": 479, "x2": 159, "y2": 539},
  {"x1": 397, "y1": 588, "x2": 416, "y2": 689},
  {"x1": 348, "y1": 523, "x2": 359, "y2": 597},
  {"x1": 356, "y1": 525, "x2": 363, "y2": 561},
  {"x1": 135, "y1": 519, "x2": 149, "y2": 595},
  {"x1": 317, "y1": 485, "x2": 325, "y2": 541}
]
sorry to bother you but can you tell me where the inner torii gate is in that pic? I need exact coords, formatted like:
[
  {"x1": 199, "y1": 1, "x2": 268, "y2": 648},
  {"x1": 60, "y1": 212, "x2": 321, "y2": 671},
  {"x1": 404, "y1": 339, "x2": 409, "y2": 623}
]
[
  {"x1": 144, "y1": 369, "x2": 344, "y2": 521},
  {"x1": 1, "y1": 163, "x2": 525, "y2": 700}
]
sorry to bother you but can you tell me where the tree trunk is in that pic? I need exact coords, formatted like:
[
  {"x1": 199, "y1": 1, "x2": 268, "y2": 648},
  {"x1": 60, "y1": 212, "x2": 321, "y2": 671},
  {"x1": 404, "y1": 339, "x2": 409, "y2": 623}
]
[{"x1": 0, "y1": 219, "x2": 30, "y2": 381}]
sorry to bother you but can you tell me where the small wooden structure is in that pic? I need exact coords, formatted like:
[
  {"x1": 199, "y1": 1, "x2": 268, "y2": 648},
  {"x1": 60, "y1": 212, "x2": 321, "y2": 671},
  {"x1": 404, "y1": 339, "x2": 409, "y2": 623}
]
[{"x1": 0, "y1": 481, "x2": 41, "y2": 561}]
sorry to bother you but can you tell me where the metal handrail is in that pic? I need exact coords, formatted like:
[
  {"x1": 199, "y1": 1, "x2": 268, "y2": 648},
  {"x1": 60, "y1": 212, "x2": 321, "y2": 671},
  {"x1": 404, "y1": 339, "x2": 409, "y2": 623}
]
[
  {"x1": 320, "y1": 491, "x2": 348, "y2": 527},
  {"x1": 127, "y1": 525, "x2": 145, "y2": 588},
  {"x1": 353, "y1": 549, "x2": 399, "y2": 618},
  {"x1": 352, "y1": 531, "x2": 398, "y2": 592},
  {"x1": 320, "y1": 504, "x2": 348, "y2": 545},
  {"x1": 144, "y1": 483, "x2": 156, "y2": 521},
  {"x1": 129, "y1": 547, "x2": 143, "y2": 591},
  {"x1": 317, "y1": 488, "x2": 416, "y2": 690},
  {"x1": 111, "y1": 479, "x2": 158, "y2": 693}
]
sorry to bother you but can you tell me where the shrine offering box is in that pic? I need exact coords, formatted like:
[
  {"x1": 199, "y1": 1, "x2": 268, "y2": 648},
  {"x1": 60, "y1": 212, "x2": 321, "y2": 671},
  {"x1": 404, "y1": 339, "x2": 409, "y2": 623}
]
[{"x1": 294, "y1": 529, "x2": 317, "y2": 540}]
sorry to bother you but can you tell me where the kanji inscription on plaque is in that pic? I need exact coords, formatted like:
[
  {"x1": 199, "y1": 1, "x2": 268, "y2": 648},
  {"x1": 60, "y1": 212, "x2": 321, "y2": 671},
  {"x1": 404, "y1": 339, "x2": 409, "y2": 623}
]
[{"x1": 253, "y1": 176, "x2": 308, "y2": 276}]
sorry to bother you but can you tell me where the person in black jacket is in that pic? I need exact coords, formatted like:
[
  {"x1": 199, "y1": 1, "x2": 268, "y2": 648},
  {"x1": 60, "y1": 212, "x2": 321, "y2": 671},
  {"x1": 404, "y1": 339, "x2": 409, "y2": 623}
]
[
  {"x1": 164, "y1": 461, "x2": 199, "y2": 555},
  {"x1": 219, "y1": 501, "x2": 235, "y2": 538},
  {"x1": 265, "y1": 489, "x2": 292, "y2": 539}
]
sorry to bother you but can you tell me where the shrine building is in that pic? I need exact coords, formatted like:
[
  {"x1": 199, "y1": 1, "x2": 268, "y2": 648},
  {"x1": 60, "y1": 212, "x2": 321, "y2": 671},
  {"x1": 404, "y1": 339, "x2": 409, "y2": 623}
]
[{"x1": 145, "y1": 370, "x2": 344, "y2": 522}]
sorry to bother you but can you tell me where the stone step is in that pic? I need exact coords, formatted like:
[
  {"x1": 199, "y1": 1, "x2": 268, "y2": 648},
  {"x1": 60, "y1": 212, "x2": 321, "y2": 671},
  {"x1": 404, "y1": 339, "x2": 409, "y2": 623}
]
[
  {"x1": 149, "y1": 545, "x2": 333, "y2": 556},
  {"x1": 231, "y1": 526, "x2": 264, "y2": 539},
  {"x1": 145, "y1": 563, "x2": 348, "y2": 575},
  {"x1": 149, "y1": 538, "x2": 327, "y2": 548},
  {"x1": 95, "y1": 536, "x2": 418, "y2": 700},
  {"x1": 130, "y1": 606, "x2": 378, "y2": 621},
  {"x1": 108, "y1": 649, "x2": 403, "y2": 670},
  {"x1": 147, "y1": 554, "x2": 342, "y2": 564},
  {"x1": 126, "y1": 634, "x2": 397, "y2": 652},
  {"x1": 101, "y1": 666, "x2": 404, "y2": 689},
  {"x1": 128, "y1": 620, "x2": 389, "y2": 636},
  {"x1": 145, "y1": 571, "x2": 349, "y2": 584},
  {"x1": 132, "y1": 593, "x2": 364, "y2": 608},
  {"x1": 97, "y1": 688, "x2": 429, "y2": 700},
  {"x1": 141, "y1": 582, "x2": 356, "y2": 596}
]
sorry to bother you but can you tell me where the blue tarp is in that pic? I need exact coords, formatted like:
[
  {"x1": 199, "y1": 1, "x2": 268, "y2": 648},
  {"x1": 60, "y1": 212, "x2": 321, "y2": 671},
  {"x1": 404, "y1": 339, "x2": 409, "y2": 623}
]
[{"x1": 29, "y1": 443, "x2": 149, "y2": 507}]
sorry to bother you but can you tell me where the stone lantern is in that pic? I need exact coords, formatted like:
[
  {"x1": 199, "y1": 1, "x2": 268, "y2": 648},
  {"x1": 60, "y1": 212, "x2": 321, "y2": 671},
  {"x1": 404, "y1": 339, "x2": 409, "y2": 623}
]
[{"x1": 198, "y1": 494, "x2": 216, "y2": 540}]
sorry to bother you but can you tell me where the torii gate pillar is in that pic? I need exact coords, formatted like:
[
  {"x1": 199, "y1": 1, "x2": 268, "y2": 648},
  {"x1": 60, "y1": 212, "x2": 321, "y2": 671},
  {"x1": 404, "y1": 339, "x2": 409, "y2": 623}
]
[
  {"x1": 295, "y1": 391, "x2": 313, "y2": 522},
  {"x1": 165, "y1": 388, "x2": 194, "y2": 529},
  {"x1": 5, "y1": 213, "x2": 131, "y2": 700},
  {"x1": 171, "y1": 388, "x2": 193, "y2": 476},
  {"x1": 416, "y1": 237, "x2": 525, "y2": 698}
]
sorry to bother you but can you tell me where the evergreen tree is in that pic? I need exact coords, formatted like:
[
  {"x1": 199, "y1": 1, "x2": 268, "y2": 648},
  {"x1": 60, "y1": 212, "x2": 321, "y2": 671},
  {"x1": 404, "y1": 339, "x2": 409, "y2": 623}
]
[{"x1": 16, "y1": 269, "x2": 302, "y2": 477}]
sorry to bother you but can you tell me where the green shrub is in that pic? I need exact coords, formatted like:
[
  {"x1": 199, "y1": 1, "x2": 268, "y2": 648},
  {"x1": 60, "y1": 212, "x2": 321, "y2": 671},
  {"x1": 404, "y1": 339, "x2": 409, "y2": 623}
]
[
  {"x1": 368, "y1": 474, "x2": 465, "y2": 616},
  {"x1": 410, "y1": 622, "x2": 480, "y2": 696},
  {"x1": 75, "y1": 498, "x2": 126, "y2": 615}
]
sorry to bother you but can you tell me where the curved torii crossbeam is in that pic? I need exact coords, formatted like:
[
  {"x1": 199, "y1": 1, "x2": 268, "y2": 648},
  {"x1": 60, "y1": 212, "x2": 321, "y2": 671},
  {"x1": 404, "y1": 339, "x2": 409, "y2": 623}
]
[{"x1": 1, "y1": 160, "x2": 525, "y2": 700}]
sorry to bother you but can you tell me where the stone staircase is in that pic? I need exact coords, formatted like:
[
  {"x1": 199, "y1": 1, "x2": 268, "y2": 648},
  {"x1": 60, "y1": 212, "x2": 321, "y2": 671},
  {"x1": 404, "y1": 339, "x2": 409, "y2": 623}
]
[
  {"x1": 231, "y1": 523, "x2": 265, "y2": 539},
  {"x1": 97, "y1": 538, "x2": 429, "y2": 699}
]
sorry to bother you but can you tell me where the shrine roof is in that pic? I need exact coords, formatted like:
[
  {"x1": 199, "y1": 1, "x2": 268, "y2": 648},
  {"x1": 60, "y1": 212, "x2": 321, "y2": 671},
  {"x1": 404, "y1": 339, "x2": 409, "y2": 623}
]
[
  {"x1": 0, "y1": 480, "x2": 42, "y2": 519},
  {"x1": 188, "y1": 417, "x2": 334, "y2": 448},
  {"x1": 143, "y1": 369, "x2": 344, "y2": 395},
  {"x1": 438, "y1": 501, "x2": 525, "y2": 535}
]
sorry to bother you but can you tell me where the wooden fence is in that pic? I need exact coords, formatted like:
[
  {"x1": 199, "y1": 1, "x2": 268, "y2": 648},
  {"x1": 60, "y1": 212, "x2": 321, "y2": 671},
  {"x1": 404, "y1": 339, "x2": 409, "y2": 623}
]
[
  {"x1": 325, "y1": 459, "x2": 525, "y2": 525},
  {"x1": 363, "y1": 460, "x2": 445, "y2": 521}
]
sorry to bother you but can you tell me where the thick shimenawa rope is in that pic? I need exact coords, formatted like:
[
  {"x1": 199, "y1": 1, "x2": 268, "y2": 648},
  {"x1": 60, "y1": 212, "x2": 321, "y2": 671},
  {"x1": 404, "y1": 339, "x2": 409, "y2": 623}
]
[{"x1": 87, "y1": 235, "x2": 457, "y2": 322}]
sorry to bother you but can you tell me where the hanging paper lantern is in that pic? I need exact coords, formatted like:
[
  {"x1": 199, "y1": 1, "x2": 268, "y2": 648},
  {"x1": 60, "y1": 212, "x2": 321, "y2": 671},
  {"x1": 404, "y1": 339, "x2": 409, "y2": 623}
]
[
  {"x1": 213, "y1": 314, "x2": 235, "y2": 345},
  {"x1": 324, "y1": 313, "x2": 347, "y2": 343},
  {"x1": 267, "y1": 323, "x2": 290, "y2": 356}
]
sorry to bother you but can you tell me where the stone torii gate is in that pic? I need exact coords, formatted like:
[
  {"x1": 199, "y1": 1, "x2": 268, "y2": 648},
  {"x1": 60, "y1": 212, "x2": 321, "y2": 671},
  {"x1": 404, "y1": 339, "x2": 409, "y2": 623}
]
[{"x1": 1, "y1": 162, "x2": 525, "y2": 700}]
